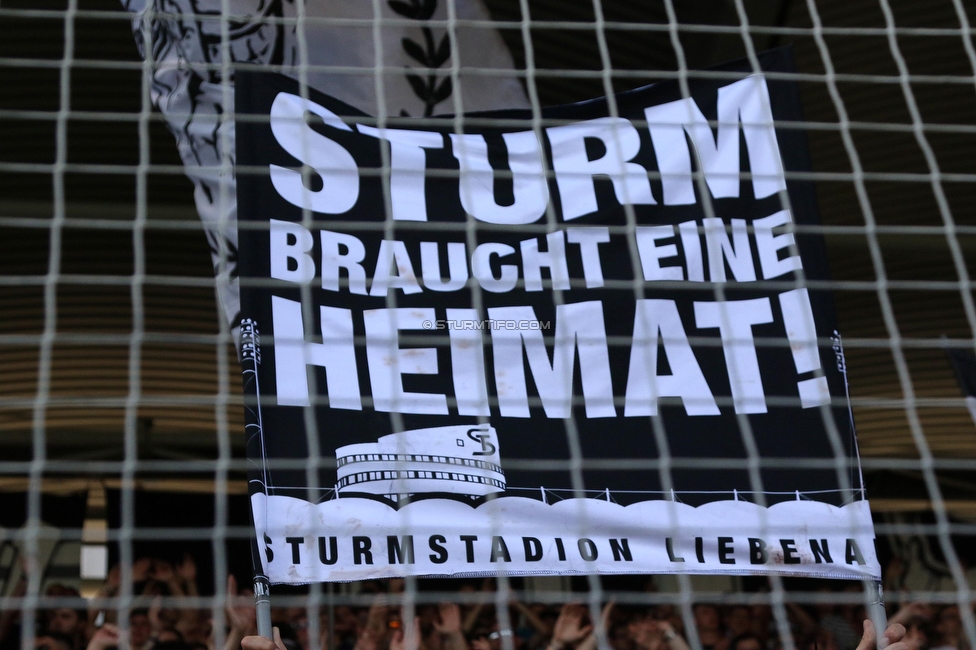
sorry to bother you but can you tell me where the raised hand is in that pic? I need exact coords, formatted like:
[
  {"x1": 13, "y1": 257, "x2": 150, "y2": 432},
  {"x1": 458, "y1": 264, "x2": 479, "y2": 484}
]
[
  {"x1": 225, "y1": 575, "x2": 257, "y2": 636},
  {"x1": 242, "y1": 627, "x2": 287, "y2": 650},
  {"x1": 550, "y1": 605, "x2": 594, "y2": 650},
  {"x1": 630, "y1": 618, "x2": 663, "y2": 650},
  {"x1": 577, "y1": 602, "x2": 617, "y2": 650},
  {"x1": 390, "y1": 617, "x2": 421, "y2": 650},
  {"x1": 856, "y1": 620, "x2": 914, "y2": 650},
  {"x1": 435, "y1": 604, "x2": 467, "y2": 650},
  {"x1": 355, "y1": 597, "x2": 390, "y2": 650},
  {"x1": 178, "y1": 554, "x2": 198, "y2": 585},
  {"x1": 433, "y1": 604, "x2": 463, "y2": 635},
  {"x1": 86, "y1": 624, "x2": 120, "y2": 650}
]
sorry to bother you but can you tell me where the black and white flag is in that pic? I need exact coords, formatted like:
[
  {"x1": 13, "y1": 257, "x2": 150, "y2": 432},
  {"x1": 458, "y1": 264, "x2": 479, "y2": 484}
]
[{"x1": 236, "y1": 49, "x2": 880, "y2": 583}]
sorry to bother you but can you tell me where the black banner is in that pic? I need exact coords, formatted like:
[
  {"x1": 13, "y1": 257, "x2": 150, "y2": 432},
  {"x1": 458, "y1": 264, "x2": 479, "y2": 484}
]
[{"x1": 236, "y1": 49, "x2": 878, "y2": 581}]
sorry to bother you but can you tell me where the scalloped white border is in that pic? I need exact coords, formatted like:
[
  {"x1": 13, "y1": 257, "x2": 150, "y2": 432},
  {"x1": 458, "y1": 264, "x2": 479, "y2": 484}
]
[{"x1": 252, "y1": 494, "x2": 880, "y2": 583}]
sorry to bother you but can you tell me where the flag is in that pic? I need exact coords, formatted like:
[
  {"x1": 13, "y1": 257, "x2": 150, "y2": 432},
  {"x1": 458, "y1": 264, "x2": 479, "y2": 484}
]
[{"x1": 235, "y1": 48, "x2": 879, "y2": 583}]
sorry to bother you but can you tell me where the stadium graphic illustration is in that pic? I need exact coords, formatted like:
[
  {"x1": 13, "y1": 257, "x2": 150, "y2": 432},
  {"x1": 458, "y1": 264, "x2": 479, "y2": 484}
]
[{"x1": 335, "y1": 425, "x2": 506, "y2": 501}]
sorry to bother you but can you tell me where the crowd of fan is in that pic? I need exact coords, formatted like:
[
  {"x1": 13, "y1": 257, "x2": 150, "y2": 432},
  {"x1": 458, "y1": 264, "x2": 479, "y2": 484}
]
[{"x1": 0, "y1": 557, "x2": 968, "y2": 650}]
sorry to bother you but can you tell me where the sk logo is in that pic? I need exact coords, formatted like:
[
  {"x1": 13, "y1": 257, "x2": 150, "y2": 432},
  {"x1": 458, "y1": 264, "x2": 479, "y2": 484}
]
[{"x1": 466, "y1": 428, "x2": 496, "y2": 456}]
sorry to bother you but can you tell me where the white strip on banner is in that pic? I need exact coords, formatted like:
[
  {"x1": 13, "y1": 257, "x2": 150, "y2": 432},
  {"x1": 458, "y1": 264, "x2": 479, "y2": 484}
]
[{"x1": 251, "y1": 493, "x2": 879, "y2": 582}]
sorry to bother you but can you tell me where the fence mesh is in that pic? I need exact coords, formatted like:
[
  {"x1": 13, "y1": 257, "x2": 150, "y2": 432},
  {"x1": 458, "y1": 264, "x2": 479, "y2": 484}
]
[{"x1": 2, "y1": 2, "x2": 976, "y2": 650}]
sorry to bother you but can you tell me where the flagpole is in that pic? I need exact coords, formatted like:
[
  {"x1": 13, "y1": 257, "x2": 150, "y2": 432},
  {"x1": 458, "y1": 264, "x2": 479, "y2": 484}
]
[
  {"x1": 242, "y1": 319, "x2": 274, "y2": 640},
  {"x1": 254, "y1": 574, "x2": 273, "y2": 639},
  {"x1": 867, "y1": 580, "x2": 887, "y2": 648},
  {"x1": 248, "y1": 503, "x2": 272, "y2": 640}
]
